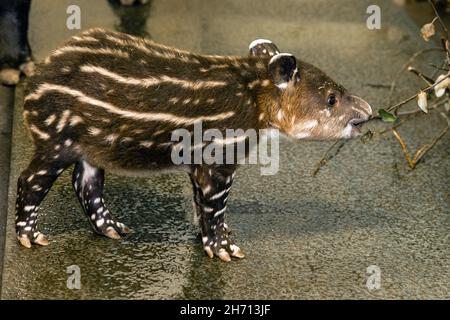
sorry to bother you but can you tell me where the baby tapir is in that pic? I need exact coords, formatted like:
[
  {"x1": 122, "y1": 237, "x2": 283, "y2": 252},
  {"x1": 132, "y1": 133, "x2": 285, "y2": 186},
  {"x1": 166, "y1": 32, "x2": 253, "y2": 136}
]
[{"x1": 18, "y1": 29, "x2": 372, "y2": 262}]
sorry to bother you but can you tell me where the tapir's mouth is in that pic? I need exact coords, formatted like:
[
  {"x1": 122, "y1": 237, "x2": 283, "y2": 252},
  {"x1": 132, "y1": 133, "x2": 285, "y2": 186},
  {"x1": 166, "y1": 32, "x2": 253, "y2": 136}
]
[
  {"x1": 346, "y1": 117, "x2": 368, "y2": 137},
  {"x1": 350, "y1": 123, "x2": 361, "y2": 134},
  {"x1": 349, "y1": 117, "x2": 368, "y2": 126}
]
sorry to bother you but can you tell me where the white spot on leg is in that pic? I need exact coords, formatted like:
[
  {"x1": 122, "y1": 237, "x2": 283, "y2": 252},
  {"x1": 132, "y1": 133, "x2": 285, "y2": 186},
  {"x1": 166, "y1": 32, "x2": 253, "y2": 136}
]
[
  {"x1": 96, "y1": 218, "x2": 104, "y2": 228},
  {"x1": 214, "y1": 207, "x2": 227, "y2": 218},
  {"x1": 209, "y1": 189, "x2": 227, "y2": 200},
  {"x1": 24, "y1": 205, "x2": 36, "y2": 212},
  {"x1": 64, "y1": 139, "x2": 73, "y2": 147},
  {"x1": 80, "y1": 161, "x2": 97, "y2": 191}
]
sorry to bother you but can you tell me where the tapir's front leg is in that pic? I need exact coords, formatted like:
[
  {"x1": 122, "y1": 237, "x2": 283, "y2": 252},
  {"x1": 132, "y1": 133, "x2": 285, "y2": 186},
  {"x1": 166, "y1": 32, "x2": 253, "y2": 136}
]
[{"x1": 190, "y1": 165, "x2": 244, "y2": 262}]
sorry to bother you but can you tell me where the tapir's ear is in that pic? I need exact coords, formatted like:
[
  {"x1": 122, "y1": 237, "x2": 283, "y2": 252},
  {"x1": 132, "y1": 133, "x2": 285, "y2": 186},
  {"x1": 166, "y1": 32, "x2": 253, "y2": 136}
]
[
  {"x1": 249, "y1": 39, "x2": 280, "y2": 58},
  {"x1": 268, "y1": 53, "x2": 298, "y2": 89}
]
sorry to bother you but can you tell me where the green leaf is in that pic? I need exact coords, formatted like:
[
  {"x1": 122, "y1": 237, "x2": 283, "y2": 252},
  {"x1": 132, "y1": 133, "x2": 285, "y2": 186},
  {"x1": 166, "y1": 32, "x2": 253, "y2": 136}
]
[{"x1": 379, "y1": 109, "x2": 397, "y2": 122}]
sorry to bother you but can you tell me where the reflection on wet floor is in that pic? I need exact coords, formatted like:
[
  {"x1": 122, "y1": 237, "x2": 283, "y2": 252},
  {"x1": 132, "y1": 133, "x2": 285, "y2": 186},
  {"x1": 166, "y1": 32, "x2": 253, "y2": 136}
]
[
  {"x1": 107, "y1": 0, "x2": 153, "y2": 37},
  {"x1": 1, "y1": 0, "x2": 449, "y2": 299}
]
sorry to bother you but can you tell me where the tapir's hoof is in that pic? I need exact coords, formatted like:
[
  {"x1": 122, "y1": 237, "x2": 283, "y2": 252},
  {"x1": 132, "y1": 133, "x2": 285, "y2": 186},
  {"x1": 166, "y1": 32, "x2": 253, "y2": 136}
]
[
  {"x1": 17, "y1": 232, "x2": 49, "y2": 248},
  {"x1": 202, "y1": 227, "x2": 245, "y2": 262},
  {"x1": 105, "y1": 227, "x2": 121, "y2": 239},
  {"x1": 204, "y1": 244, "x2": 245, "y2": 262},
  {"x1": 0, "y1": 68, "x2": 20, "y2": 85},
  {"x1": 20, "y1": 60, "x2": 36, "y2": 77},
  {"x1": 96, "y1": 220, "x2": 131, "y2": 240}
]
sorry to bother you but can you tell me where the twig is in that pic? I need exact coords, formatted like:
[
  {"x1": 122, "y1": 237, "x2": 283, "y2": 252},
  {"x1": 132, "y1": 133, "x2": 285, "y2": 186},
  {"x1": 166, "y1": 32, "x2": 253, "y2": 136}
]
[
  {"x1": 429, "y1": 0, "x2": 449, "y2": 37},
  {"x1": 385, "y1": 73, "x2": 450, "y2": 113},
  {"x1": 378, "y1": 100, "x2": 445, "y2": 136},
  {"x1": 312, "y1": 100, "x2": 447, "y2": 176},
  {"x1": 407, "y1": 67, "x2": 434, "y2": 85},
  {"x1": 396, "y1": 99, "x2": 445, "y2": 116},
  {"x1": 429, "y1": 62, "x2": 449, "y2": 73},
  {"x1": 392, "y1": 112, "x2": 450, "y2": 169},
  {"x1": 365, "y1": 83, "x2": 391, "y2": 89},
  {"x1": 378, "y1": 119, "x2": 408, "y2": 135},
  {"x1": 392, "y1": 130, "x2": 413, "y2": 167},
  {"x1": 429, "y1": 0, "x2": 450, "y2": 65},
  {"x1": 312, "y1": 140, "x2": 346, "y2": 176},
  {"x1": 387, "y1": 48, "x2": 444, "y2": 106},
  {"x1": 312, "y1": 6, "x2": 449, "y2": 177}
]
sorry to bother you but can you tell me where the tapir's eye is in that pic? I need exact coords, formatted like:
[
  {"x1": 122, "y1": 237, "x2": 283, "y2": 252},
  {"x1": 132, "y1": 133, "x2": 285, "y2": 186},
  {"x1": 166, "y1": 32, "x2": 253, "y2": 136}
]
[{"x1": 327, "y1": 94, "x2": 337, "y2": 107}]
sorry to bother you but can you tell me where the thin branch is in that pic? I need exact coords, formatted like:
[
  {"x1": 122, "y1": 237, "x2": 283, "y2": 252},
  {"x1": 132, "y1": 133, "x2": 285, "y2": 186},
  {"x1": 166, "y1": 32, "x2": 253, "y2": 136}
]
[
  {"x1": 385, "y1": 73, "x2": 450, "y2": 113},
  {"x1": 392, "y1": 112, "x2": 449, "y2": 169},
  {"x1": 378, "y1": 100, "x2": 445, "y2": 136},
  {"x1": 378, "y1": 119, "x2": 408, "y2": 135},
  {"x1": 312, "y1": 140, "x2": 346, "y2": 176},
  {"x1": 392, "y1": 130, "x2": 414, "y2": 168},
  {"x1": 429, "y1": 62, "x2": 449, "y2": 73},
  {"x1": 396, "y1": 99, "x2": 445, "y2": 116},
  {"x1": 387, "y1": 48, "x2": 444, "y2": 106},
  {"x1": 312, "y1": 6, "x2": 449, "y2": 176},
  {"x1": 411, "y1": 121, "x2": 449, "y2": 166},
  {"x1": 429, "y1": 0, "x2": 449, "y2": 37},
  {"x1": 365, "y1": 83, "x2": 392, "y2": 89},
  {"x1": 408, "y1": 66, "x2": 434, "y2": 85}
]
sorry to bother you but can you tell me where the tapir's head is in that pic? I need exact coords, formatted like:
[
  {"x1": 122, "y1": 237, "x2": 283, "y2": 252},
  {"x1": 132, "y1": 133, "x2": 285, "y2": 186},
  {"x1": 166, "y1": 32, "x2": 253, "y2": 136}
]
[{"x1": 250, "y1": 39, "x2": 372, "y2": 139}]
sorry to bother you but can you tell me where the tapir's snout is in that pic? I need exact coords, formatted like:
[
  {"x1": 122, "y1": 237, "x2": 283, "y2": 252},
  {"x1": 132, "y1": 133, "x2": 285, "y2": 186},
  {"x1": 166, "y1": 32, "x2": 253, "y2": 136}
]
[
  {"x1": 349, "y1": 95, "x2": 373, "y2": 119},
  {"x1": 343, "y1": 95, "x2": 372, "y2": 138}
]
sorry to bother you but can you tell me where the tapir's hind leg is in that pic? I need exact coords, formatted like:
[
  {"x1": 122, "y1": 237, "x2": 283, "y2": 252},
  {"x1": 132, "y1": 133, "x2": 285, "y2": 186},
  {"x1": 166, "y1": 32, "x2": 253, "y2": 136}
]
[
  {"x1": 72, "y1": 160, "x2": 130, "y2": 239},
  {"x1": 16, "y1": 153, "x2": 73, "y2": 248}
]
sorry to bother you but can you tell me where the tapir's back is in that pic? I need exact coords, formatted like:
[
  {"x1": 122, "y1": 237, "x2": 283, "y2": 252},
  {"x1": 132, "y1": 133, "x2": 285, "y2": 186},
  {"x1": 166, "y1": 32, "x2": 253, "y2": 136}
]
[{"x1": 24, "y1": 28, "x2": 256, "y2": 116}]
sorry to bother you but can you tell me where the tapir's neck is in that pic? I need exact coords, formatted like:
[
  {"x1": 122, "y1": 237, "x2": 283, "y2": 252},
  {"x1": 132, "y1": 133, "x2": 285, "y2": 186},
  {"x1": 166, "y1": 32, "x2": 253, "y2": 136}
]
[{"x1": 234, "y1": 56, "x2": 277, "y2": 131}]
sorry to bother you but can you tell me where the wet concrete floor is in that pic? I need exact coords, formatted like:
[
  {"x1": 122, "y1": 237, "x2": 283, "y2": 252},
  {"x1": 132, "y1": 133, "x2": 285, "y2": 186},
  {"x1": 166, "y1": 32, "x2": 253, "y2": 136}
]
[{"x1": 1, "y1": 0, "x2": 449, "y2": 299}]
